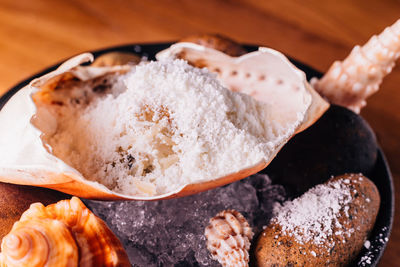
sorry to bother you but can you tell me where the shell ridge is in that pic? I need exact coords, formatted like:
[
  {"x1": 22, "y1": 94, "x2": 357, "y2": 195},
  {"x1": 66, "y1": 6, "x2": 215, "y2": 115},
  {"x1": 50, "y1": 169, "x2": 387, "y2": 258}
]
[
  {"x1": 205, "y1": 210, "x2": 253, "y2": 267},
  {"x1": 313, "y1": 19, "x2": 400, "y2": 112}
]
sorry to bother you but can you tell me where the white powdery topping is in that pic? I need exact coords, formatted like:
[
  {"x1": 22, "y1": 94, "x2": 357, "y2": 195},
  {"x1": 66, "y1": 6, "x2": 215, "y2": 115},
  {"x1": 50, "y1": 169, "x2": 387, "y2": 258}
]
[
  {"x1": 71, "y1": 60, "x2": 284, "y2": 195},
  {"x1": 310, "y1": 251, "x2": 317, "y2": 257},
  {"x1": 273, "y1": 180, "x2": 353, "y2": 247}
]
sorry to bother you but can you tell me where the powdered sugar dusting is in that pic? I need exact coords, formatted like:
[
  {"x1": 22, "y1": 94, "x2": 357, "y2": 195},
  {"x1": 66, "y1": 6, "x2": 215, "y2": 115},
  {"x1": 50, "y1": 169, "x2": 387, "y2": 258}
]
[{"x1": 273, "y1": 178, "x2": 353, "y2": 249}]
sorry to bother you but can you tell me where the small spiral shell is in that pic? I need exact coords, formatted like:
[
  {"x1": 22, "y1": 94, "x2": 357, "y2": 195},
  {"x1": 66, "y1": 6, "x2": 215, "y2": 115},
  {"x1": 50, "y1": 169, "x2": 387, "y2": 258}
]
[
  {"x1": 0, "y1": 197, "x2": 130, "y2": 267},
  {"x1": 1, "y1": 219, "x2": 78, "y2": 267},
  {"x1": 312, "y1": 19, "x2": 400, "y2": 113},
  {"x1": 205, "y1": 210, "x2": 254, "y2": 267}
]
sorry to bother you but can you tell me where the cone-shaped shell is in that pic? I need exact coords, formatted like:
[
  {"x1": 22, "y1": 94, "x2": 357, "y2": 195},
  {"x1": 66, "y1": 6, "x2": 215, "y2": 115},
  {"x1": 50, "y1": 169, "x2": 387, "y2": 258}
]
[
  {"x1": 205, "y1": 210, "x2": 254, "y2": 267},
  {"x1": 0, "y1": 46, "x2": 328, "y2": 200},
  {"x1": 0, "y1": 197, "x2": 130, "y2": 267},
  {"x1": 312, "y1": 19, "x2": 400, "y2": 113}
]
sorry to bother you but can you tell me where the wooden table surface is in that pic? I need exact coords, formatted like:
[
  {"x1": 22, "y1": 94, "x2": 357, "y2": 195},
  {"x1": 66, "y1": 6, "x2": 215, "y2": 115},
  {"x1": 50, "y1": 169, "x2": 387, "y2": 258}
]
[{"x1": 0, "y1": 0, "x2": 399, "y2": 265}]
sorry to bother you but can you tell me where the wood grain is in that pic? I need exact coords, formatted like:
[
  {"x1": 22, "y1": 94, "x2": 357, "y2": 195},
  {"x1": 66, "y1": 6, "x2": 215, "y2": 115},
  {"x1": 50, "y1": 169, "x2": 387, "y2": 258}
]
[{"x1": 0, "y1": 0, "x2": 399, "y2": 265}]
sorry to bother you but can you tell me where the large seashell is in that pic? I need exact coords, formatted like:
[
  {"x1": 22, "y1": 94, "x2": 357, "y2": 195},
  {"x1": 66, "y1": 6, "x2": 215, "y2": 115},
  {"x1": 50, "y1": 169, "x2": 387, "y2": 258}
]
[
  {"x1": 205, "y1": 210, "x2": 254, "y2": 267},
  {"x1": 0, "y1": 46, "x2": 328, "y2": 200},
  {"x1": 0, "y1": 197, "x2": 130, "y2": 267},
  {"x1": 312, "y1": 19, "x2": 400, "y2": 113}
]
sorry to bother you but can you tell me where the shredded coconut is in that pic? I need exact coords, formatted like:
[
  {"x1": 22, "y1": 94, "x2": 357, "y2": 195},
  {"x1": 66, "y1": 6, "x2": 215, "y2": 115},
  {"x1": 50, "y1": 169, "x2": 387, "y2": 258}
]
[
  {"x1": 310, "y1": 250, "x2": 317, "y2": 257},
  {"x1": 273, "y1": 179, "x2": 353, "y2": 248},
  {"x1": 43, "y1": 59, "x2": 294, "y2": 196}
]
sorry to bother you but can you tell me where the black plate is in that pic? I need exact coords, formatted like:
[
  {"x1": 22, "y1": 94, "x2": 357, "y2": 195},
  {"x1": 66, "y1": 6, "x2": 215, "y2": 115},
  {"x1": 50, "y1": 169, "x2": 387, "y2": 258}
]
[{"x1": 0, "y1": 43, "x2": 394, "y2": 266}]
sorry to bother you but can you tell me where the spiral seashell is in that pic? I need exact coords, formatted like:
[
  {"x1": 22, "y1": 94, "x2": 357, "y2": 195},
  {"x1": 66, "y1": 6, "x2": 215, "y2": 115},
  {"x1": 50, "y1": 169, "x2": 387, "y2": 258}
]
[
  {"x1": 312, "y1": 19, "x2": 400, "y2": 113},
  {"x1": 0, "y1": 219, "x2": 78, "y2": 267},
  {"x1": 205, "y1": 210, "x2": 254, "y2": 267},
  {"x1": 0, "y1": 197, "x2": 130, "y2": 267}
]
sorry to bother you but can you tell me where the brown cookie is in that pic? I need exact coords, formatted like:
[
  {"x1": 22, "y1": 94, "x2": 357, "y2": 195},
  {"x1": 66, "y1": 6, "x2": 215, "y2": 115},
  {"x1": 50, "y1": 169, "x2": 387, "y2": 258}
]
[{"x1": 254, "y1": 174, "x2": 380, "y2": 266}]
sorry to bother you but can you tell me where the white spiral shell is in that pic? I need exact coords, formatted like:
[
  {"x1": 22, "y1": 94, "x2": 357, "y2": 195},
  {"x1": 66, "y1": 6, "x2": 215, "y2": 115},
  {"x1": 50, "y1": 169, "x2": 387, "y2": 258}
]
[
  {"x1": 205, "y1": 210, "x2": 254, "y2": 267},
  {"x1": 312, "y1": 19, "x2": 400, "y2": 113}
]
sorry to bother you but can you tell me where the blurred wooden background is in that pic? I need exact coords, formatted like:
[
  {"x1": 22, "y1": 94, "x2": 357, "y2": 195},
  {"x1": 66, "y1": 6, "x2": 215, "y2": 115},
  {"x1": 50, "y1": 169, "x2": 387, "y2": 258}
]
[{"x1": 0, "y1": 0, "x2": 399, "y2": 265}]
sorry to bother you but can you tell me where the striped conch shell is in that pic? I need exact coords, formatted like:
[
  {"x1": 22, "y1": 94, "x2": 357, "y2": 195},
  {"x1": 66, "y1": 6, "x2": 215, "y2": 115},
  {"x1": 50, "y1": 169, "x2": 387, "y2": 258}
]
[
  {"x1": 205, "y1": 210, "x2": 254, "y2": 267},
  {"x1": 0, "y1": 197, "x2": 130, "y2": 267},
  {"x1": 312, "y1": 19, "x2": 400, "y2": 113}
]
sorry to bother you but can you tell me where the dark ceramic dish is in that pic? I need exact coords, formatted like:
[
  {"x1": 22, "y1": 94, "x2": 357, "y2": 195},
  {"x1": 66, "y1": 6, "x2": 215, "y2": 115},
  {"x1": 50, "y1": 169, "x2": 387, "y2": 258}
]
[{"x1": 0, "y1": 43, "x2": 394, "y2": 266}]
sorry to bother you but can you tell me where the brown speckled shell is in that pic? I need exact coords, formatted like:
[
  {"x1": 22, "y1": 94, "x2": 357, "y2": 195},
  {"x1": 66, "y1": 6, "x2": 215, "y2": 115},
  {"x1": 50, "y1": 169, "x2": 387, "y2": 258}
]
[
  {"x1": 180, "y1": 34, "x2": 247, "y2": 57},
  {"x1": 91, "y1": 51, "x2": 141, "y2": 67},
  {"x1": 254, "y1": 174, "x2": 380, "y2": 267}
]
